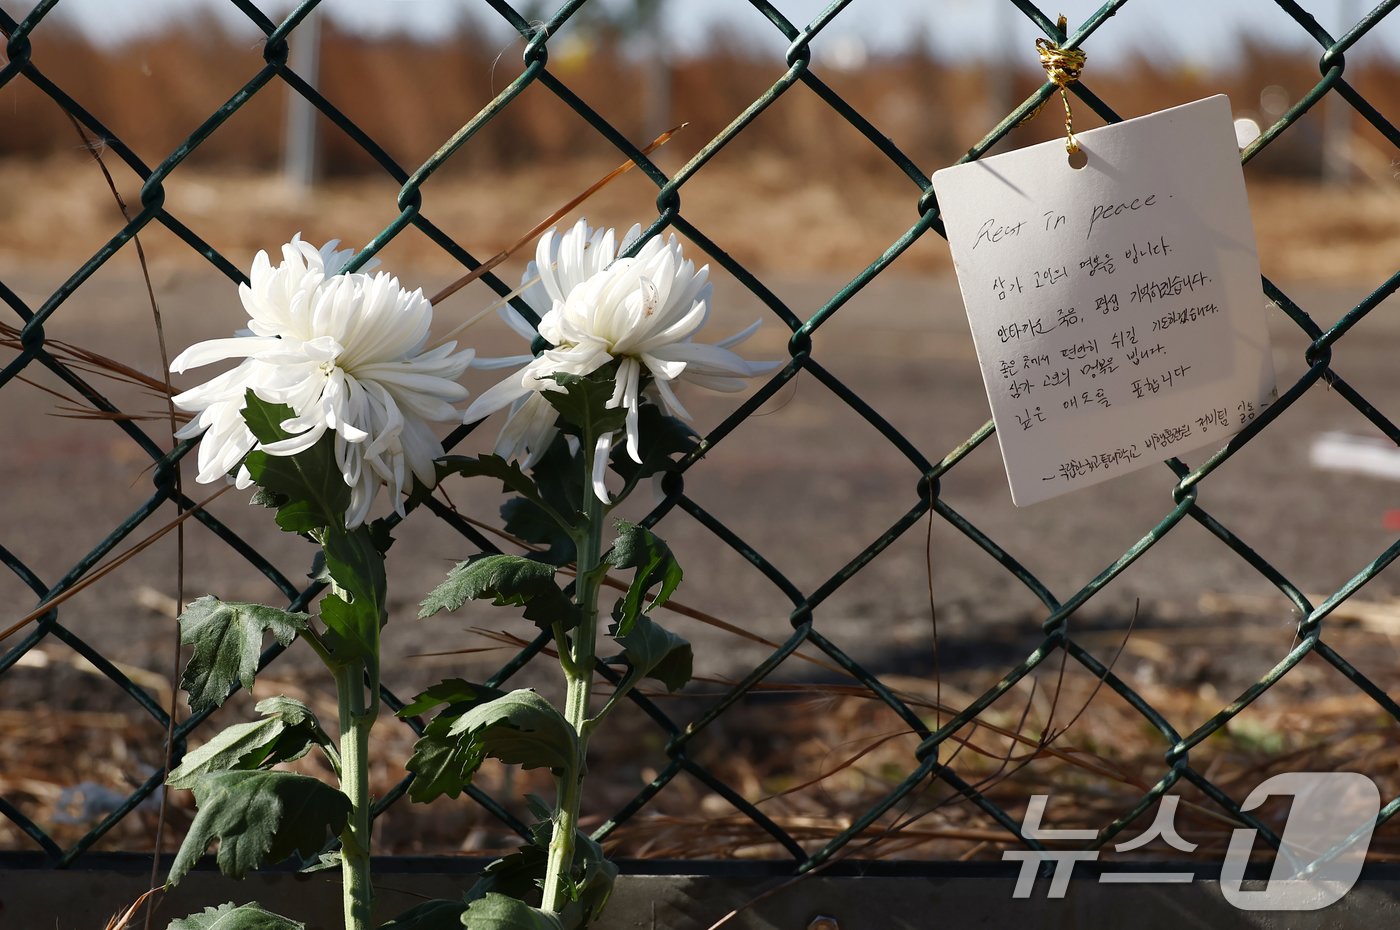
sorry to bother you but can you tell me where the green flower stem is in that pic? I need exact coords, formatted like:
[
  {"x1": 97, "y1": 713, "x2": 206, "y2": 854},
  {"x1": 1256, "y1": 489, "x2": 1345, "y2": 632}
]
[
  {"x1": 551, "y1": 620, "x2": 580, "y2": 678},
  {"x1": 334, "y1": 661, "x2": 376, "y2": 930},
  {"x1": 541, "y1": 451, "x2": 608, "y2": 916},
  {"x1": 583, "y1": 673, "x2": 640, "y2": 735},
  {"x1": 324, "y1": 557, "x2": 382, "y2": 930},
  {"x1": 299, "y1": 623, "x2": 337, "y2": 669}
]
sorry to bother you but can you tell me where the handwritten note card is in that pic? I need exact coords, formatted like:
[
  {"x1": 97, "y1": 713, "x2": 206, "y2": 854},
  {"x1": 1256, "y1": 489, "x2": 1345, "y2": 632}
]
[{"x1": 932, "y1": 95, "x2": 1277, "y2": 506}]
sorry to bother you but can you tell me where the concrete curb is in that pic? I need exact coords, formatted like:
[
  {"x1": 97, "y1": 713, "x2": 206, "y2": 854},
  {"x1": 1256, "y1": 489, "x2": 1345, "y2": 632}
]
[{"x1": 4, "y1": 856, "x2": 1400, "y2": 929}]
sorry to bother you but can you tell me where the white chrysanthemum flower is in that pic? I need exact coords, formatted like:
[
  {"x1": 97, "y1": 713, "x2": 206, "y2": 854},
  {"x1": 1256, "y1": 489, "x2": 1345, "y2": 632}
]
[
  {"x1": 467, "y1": 220, "x2": 639, "y2": 469},
  {"x1": 464, "y1": 219, "x2": 777, "y2": 501},
  {"x1": 171, "y1": 234, "x2": 474, "y2": 528}
]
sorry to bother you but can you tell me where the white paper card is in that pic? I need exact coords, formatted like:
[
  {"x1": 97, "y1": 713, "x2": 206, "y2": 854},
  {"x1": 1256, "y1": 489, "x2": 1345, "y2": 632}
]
[{"x1": 932, "y1": 95, "x2": 1277, "y2": 506}]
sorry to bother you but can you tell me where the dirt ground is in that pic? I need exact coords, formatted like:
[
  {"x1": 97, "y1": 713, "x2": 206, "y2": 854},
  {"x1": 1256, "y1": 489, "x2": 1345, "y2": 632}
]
[{"x1": 2, "y1": 163, "x2": 1400, "y2": 861}]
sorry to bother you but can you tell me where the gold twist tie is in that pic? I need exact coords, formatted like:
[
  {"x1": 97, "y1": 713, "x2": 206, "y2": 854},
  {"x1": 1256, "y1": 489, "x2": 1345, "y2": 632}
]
[{"x1": 1033, "y1": 15, "x2": 1087, "y2": 154}]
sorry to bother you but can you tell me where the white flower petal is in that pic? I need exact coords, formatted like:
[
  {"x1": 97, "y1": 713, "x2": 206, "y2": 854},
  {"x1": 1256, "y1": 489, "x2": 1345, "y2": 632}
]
[
  {"x1": 591, "y1": 432, "x2": 614, "y2": 503},
  {"x1": 261, "y1": 419, "x2": 326, "y2": 456},
  {"x1": 170, "y1": 236, "x2": 473, "y2": 527},
  {"x1": 649, "y1": 375, "x2": 693, "y2": 421},
  {"x1": 680, "y1": 373, "x2": 751, "y2": 393},
  {"x1": 349, "y1": 366, "x2": 470, "y2": 402},
  {"x1": 463, "y1": 372, "x2": 532, "y2": 425},
  {"x1": 473, "y1": 353, "x2": 536, "y2": 371},
  {"x1": 463, "y1": 220, "x2": 775, "y2": 503},
  {"x1": 170, "y1": 336, "x2": 287, "y2": 373},
  {"x1": 639, "y1": 353, "x2": 687, "y2": 382},
  {"x1": 650, "y1": 341, "x2": 761, "y2": 377},
  {"x1": 499, "y1": 304, "x2": 541, "y2": 342},
  {"x1": 494, "y1": 393, "x2": 544, "y2": 463},
  {"x1": 716, "y1": 318, "x2": 763, "y2": 349}
]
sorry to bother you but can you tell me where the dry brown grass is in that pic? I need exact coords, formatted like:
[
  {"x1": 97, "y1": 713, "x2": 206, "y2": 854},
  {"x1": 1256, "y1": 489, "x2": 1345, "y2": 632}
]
[{"x1": 5, "y1": 600, "x2": 1400, "y2": 862}]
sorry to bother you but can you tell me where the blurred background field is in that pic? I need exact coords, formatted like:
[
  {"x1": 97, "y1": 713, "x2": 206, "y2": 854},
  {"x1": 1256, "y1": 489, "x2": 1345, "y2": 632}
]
[
  {"x1": 1, "y1": 7, "x2": 1398, "y2": 278},
  {"x1": 2, "y1": 0, "x2": 1400, "y2": 868}
]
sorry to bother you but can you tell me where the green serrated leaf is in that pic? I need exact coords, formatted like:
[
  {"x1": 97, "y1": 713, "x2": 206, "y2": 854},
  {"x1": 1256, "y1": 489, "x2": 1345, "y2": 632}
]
[
  {"x1": 249, "y1": 487, "x2": 289, "y2": 511},
  {"x1": 318, "y1": 523, "x2": 388, "y2": 668},
  {"x1": 167, "y1": 696, "x2": 328, "y2": 790},
  {"x1": 419, "y1": 555, "x2": 554, "y2": 612},
  {"x1": 367, "y1": 519, "x2": 396, "y2": 556},
  {"x1": 461, "y1": 893, "x2": 562, "y2": 930},
  {"x1": 609, "y1": 405, "x2": 700, "y2": 486},
  {"x1": 441, "y1": 447, "x2": 581, "y2": 565},
  {"x1": 167, "y1": 770, "x2": 351, "y2": 885},
  {"x1": 405, "y1": 721, "x2": 485, "y2": 804},
  {"x1": 530, "y1": 433, "x2": 585, "y2": 510},
  {"x1": 254, "y1": 695, "x2": 314, "y2": 724},
  {"x1": 466, "y1": 833, "x2": 615, "y2": 929},
  {"x1": 168, "y1": 720, "x2": 284, "y2": 791},
  {"x1": 178, "y1": 597, "x2": 309, "y2": 713},
  {"x1": 167, "y1": 901, "x2": 305, "y2": 930},
  {"x1": 240, "y1": 392, "x2": 350, "y2": 534},
  {"x1": 606, "y1": 522, "x2": 683, "y2": 637},
  {"x1": 378, "y1": 899, "x2": 467, "y2": 930},
  {"x1": 262, "y1": 499, "x2": 329, "y2": 535},
  {"x1": 570, "y1": 836, "x2": 619, "y2": 926},
  {"x1": 523, "y1": 793, "x2": 553, "y2": 824},
  {"x1": 611, "y1": 616, "x2": 693, "y2": 692},
  {"x1": 500, "y1": 498, "x2": 576, "y2": 567},
  {"x1": 440, "y1": 454, "x2": 545, "y2": 507},
  {"x1": 254, "y1": 695, "x2": 332, "y2": 767},
  {"x1": 323, "y1": 524, "x2": 387, "y2": 608},
  {"x1": 540, "y1": 373, "x2": 627, "y2": 442},
  {"x1": 240, "y1": 393, "x2": 296, "y2": 446},
  {"x1": 398, "y1": 679, "x2": 479, "y2": 718},
  {"x1": 465, "y1": 845, "x2": 546, "y2": 906},
  {"x1": 404, "y1": 684, "x2": 505, "y2": 803},
  {"x1": 319, "y1": 593, "x2": 374, "y2": 669},
  {"x1": 448, "y1": 690, "x2": 576, "y2": 772},
  {"x1": 495, "y1": 434, "x2": 585, "y2": 565},
  {"x1": 419, "y1": 555, "x2": 577, "y2": 631},
  {"x1": 300, "y1": 850, "x2": 341, "y2": 874}
]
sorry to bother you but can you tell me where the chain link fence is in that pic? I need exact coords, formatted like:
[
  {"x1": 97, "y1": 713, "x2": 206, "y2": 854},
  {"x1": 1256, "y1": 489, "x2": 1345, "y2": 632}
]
[{"x1": 1, "y1": 0, "x2": 1399, "y2": 874}]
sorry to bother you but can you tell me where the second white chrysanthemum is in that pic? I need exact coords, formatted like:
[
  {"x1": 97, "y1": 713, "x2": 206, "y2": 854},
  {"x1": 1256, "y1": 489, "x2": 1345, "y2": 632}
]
[
  {"x1": 171, "y1": 235, "x2": 474, "y2": 528},
  {"x1": 464, "y1": 219, "x2": 778, "y2": 500}
]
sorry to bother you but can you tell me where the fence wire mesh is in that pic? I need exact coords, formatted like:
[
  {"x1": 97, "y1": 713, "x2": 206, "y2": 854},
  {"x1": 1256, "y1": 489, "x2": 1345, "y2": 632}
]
[{"x1": 1, "y1": 0, "x2": 1399, "y2": 874}]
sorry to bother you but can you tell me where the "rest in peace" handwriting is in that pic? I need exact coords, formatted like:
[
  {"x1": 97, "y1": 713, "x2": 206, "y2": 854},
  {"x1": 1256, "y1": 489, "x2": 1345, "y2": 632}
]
[{"x1": 971, "y1": 192, "x2": 1161, "y2": 250}]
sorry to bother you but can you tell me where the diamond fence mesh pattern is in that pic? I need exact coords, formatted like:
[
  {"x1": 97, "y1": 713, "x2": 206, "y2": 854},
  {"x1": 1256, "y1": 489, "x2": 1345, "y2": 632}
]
[{"x1": 1, "y1": 0, "x2": 1399, "y2": 872}]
